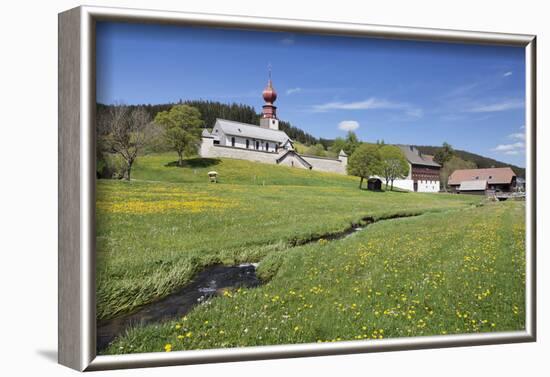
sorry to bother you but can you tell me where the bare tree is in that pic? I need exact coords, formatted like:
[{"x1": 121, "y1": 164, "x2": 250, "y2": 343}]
[{"x1": 99, "y1": 104, "x2": 152, "y2": 180}]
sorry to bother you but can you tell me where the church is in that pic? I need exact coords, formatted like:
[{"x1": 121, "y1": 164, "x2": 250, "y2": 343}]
[{"x1": 200, "y1": 77, "x2": 348, "y2": 174}]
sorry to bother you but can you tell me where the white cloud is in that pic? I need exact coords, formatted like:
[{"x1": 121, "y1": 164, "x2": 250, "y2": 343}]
[
  {"x1": 280, "y1": 37, "x2": 295, "y2": 45},
  {"x1": 508, "y1": 132, "x2": 525, "y2": 141},
  {"x1": 312, "y1": 97, "x2": 420, "y2": 116},
  {"x1": 286, "y1": 87, "x2": 302, "y2": 95},
  {"x1": 504, "y1": 150, "x2": 520, "y2": 155},
  {"x1": 406, "y1": 108, "x2": 424, "y2": 118},
  {"x1": 313, "y1": 98, "x2": 397, "y2": 111},
  {"x1": 503, "y1": 71, "x2": 513, "y2": 77},
  {"x1": 467, "y1": 99, "x2": 524, "y2": 113},
  {"x1": 445, "y1": 82, "x2": 479, "y2": 98},
  {"x1": 338, "y1": 120, "x2": 360, "y2": 132},
  {"x1": 492, "y1": 142, "x2": 525, "y2": 153}
]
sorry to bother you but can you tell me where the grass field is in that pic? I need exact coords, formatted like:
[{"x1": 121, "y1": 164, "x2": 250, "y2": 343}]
[{"x1": 96, "y1": 153, "x2": 525, "y2": 354}]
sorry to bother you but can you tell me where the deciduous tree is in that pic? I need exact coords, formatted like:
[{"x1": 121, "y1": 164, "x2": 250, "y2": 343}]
[
  {"x1": 154, "y1": 105, "x2": 204, "y2": 166},
  {"x1": 440, "y1": 156, "x2": 477, "y2": 191},
  {"x1": 434, "y1": 142, "x2": 455, "y2": 166},
  {"x1": 98, "y1": 104, "x2": 152, "y2": 180},
  {"x1": 347, "y1": 144, "x2": 382, "y2": 189},
  {"x1": 379, "y1": 145, "x2": 409, "y2": 190},
  {"x1": 343, "y1": 131, "x2": 360, "y2": 156}
]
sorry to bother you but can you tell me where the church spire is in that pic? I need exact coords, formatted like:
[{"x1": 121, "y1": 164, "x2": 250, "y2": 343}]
[
  {"x1": 260, "y1": 64, "x2": 279, "y2": 130},
  {"x1": 262, "y1": 64, "x2": 277, "y2": 107}
]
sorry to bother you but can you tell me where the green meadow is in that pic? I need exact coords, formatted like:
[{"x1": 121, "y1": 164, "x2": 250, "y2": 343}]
[{"x1": 96, "y1": 153, "x2": 525, "y2": 354}]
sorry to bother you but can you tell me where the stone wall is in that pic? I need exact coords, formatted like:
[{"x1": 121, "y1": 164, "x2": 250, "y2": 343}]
[
  {"x1": 200, "y1": 137, "x2": 348, "y2": 175},
  {"x1": 301, "y1": 155, "x2": 347, "y2": 174},
  {"x1": 277, "y1": 153, "x2": 310, "y2": 169},
  {"x1": 201, "y1": 138, "x2": 282, "y2": 165}
]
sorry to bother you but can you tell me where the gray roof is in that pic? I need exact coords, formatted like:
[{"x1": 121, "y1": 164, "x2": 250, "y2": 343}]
[
  {"x1": 276, "y1": 150, "x2": 312, "y2": 168},
  {"x1": 214, "y1": 119, "x2": 291, "y2": 144},
  {"x1": 459, "y1": 180, "x2": 488, "y2": 191},
  {"x1": 397, "y1": 145, "x2": 441, "y2": 167}
]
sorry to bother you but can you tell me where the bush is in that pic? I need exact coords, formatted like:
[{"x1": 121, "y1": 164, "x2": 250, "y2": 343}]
[{"x1": 97, "y1": 153, "x2": 127, "y2": 179}]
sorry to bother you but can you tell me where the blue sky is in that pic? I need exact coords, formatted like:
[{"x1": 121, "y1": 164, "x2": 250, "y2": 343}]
[{"x1": 96, "y1": 22, "x2": 526, "y2": 167}]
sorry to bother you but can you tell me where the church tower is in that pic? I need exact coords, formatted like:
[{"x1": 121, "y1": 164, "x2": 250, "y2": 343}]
[{"x1": 260, "y1": 67, "x2": 279, "y2": 130}]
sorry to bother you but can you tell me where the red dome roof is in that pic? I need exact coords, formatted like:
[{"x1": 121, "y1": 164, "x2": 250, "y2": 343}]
[{"x1": 262, "y1": 80, "x2": 277, "y2": 103}]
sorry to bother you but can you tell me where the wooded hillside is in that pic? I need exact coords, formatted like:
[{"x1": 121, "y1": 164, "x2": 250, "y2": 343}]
[{"x1": 414, "y1": 145, "x2": 525, "y2": 178}]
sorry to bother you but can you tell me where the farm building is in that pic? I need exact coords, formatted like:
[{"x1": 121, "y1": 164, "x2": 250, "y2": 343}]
[
  {"x1": 448, "y1": 167, "x2": 517, "y2": 193},
  {"x1": 200, "y1": 76, "x2": 348, "y2": 174},
  {"x1": 389, "y1": 145, "x2": 441, "y2": 193},
  {"x1": 456, "y1": 179, "x2": 488, "y2": 195}
]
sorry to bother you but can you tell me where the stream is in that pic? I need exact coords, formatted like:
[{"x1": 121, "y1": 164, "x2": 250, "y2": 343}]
[{"x1": 96, "y1": 212, "x2": 421, "y2": 352}]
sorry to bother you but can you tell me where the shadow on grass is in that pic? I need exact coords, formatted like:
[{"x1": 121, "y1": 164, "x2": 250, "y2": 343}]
[
  {"x1": 359, "y1": 188, "x2": 385, "y2": 193},
  {"x1": 165, "y1": 158, "x2": 221, "y2": 168}
]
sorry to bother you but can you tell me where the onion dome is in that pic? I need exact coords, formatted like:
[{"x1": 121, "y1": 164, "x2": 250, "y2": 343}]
[{"x1": 262, "y1": 80, "x2": 277, "y2": 104}]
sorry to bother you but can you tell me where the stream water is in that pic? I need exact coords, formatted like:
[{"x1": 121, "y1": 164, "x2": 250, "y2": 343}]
[
  {"x1": 96, "y1": 263, "x2": 260, "y2": 351},
  {"x1": 96, "y1": 213, "x2": 421, "y2": 352}
]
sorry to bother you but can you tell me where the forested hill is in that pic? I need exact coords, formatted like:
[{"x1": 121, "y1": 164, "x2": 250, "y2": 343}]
[
  {"x1": 97, "y1": 100, "x2": 319, "y2": 146},
  {"x1": 414, "y1": 145, "x2": 525, "y2": 178},
  {"x1": 96, "y1": 101, "x2": 524, "y2": 177}
]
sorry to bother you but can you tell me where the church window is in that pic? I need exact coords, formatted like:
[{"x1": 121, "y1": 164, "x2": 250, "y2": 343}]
[
  {"x1": 266, "y1": 143, "x2": 269, "y2": 152},
  {"x1": 256, "y1": 141, "x2": 260, "y2": 149},
  {"x1": 246, "y1": 139, "x2": 250, "y2": 149},
  {"x1": 231, "y1": 137, "x2": 235, "y2": 147}
]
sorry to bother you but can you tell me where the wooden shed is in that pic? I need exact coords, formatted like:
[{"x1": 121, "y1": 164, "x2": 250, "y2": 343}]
[{"x1": 367, "y1": 178, "x2": 382, "y2": 191}]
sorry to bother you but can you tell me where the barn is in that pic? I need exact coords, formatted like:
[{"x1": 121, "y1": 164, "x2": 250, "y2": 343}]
[{"x1": 448, "y1": 167, "x2": 517, "y2": 193}]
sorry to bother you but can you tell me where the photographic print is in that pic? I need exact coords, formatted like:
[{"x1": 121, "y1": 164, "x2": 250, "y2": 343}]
[{"x1": 93, "y1": 21, "x2": 528, "y2": 356}]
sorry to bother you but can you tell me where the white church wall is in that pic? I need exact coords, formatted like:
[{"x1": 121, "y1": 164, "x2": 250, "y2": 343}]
[
  {"x1": 222, "y1": 135, "x2": 280, "y2": 152},
  {"x1": 200, "y1": 137, "x2": 348, "y2": 175},
  {"x1": 200, "y1": 140, "x2": 282, "y2": 165},
  {"x1": 301, "y1": 155, "x2": 346, "y2": 174},
  {"x1": 277, "y1": 154, "x2": 310, "y2": 169},
  {"x1": 200, "y1": 136, "x2": 214, "y2": 158}
]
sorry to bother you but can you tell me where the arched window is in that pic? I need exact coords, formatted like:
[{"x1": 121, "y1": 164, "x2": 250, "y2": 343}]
[
  {"x1": 231, "y1": 137, "x2": 235, "y2": 147},
  {"x1": 266, "y1": 142, "x2": 269, "y2": 152},
  {"x1": 246, "y1": 139, "x2": 250, "y2": 149},
  {"x1": 275, "y1": 144, "x2": 278, "y2": 152},
  {"x1": 256, "y1": 141, "x2": 259, "y2": 150}
]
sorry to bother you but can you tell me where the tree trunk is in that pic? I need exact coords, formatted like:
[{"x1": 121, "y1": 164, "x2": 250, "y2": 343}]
[
  {"x1": 125, "y1": 159, "x2": 133, "y2": 181},
  {"x1": 391, "y1": 179, "x2": 394, "y2": 191},
  {"x1": 386, "y1": 178, "x2": 390, "y2": 190},
  {"x1": 359, "y1": 176, "x2": 364, "y2": 189},
  {"x1": 178, "y1": 151, "x2": 184, "y2": 167}
]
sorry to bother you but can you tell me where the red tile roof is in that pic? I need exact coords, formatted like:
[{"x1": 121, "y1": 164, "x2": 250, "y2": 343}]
[{"x1": 448, "y1": 167, "x2": 516, "y2": 185}]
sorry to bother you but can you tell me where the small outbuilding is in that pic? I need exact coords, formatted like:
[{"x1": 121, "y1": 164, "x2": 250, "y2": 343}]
[{"x1": 367, "y1": 178, "x2": 382, "y2": 191}]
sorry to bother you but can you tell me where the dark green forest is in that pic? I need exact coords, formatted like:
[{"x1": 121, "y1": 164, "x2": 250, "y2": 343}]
[{"x1": 97, "y1": 100, "x2": 319, "y2": 146}]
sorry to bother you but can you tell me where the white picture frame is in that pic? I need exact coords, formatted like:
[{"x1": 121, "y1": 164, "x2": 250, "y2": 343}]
[{"x1": 58, "y1": 5, "x2": 537, "y2": 371}]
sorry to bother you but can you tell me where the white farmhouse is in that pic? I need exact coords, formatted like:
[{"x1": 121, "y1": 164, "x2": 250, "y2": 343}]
[
  {"x1": 390, "y1": 145, "x2": 441, "y2": 192},
  {"x1": 200, "y1": 77, "x2": 348, "y2": 174}
]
